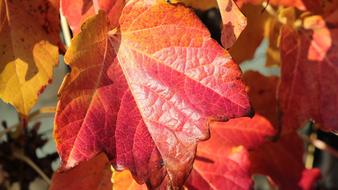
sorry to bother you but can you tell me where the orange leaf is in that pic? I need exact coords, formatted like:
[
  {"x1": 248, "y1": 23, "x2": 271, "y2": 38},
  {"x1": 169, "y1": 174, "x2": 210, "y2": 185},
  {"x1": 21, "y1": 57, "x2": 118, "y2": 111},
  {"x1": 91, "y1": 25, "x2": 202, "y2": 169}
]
[
  {"x1": 50, "y1": 153, "x2": 112, "y2": 190},
  {"x1": 112, "y1": 170, "x2": 147, "y2": 190}
]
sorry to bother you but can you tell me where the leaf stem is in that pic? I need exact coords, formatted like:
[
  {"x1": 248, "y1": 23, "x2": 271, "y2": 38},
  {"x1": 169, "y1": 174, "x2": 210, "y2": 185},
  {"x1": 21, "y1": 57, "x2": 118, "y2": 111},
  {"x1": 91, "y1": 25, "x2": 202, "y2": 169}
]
[
  {"x1": 0, "y1": 106, "x2": 55, "y2": 138},
  {"x1": 28, "y1": 106, "x2": 56, "y2": 121},
  {"x1": 262, "y1": 1, "x2": 277, "y2": 17},
  {"x1": 261, "y1": 2, "x2": 288, "y2": 25}
]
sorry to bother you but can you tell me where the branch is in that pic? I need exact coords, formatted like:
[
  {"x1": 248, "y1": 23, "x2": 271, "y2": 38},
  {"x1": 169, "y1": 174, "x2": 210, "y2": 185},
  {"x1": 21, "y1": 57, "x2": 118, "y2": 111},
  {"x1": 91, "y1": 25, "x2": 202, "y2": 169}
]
[
  {"x1": 0, "y1": 124, "x2": 17, "y2": 138},
  {"x1": 60, "y1": 10, "x2": 71, "y2": 48},
  {"x1": 301, "y1": 134, "x2": 338, "y2": 158},
  {"x1": 28, "y1": 106, "x2": 56, "y2": 121},
  {"x1": 0, "y1": 106, "x2": 55, "y2": 138},
  {"x1": 261, "y1": 1, "x2": 302, "y2": 28},
  {"x1": 262, "y1": 1, "x2": 277, "y2": 17},
  {"x1": 12, "y1": 150, "x2": 51, "y2": 185}
]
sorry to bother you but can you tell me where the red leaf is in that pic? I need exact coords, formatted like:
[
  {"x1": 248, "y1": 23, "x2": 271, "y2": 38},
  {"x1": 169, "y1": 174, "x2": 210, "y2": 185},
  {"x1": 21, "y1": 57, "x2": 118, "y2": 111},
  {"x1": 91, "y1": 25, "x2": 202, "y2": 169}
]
[
  {"x1": 279, "y1": 15, "x2": 338, "y2": 132},
  {"x1": 210, "y1": 115, "x2": 276, "y2": 149},
  {"x1": 298, "y1": 168, "x2": 321, "y2": 190},
  {"x1": 250, "y1": 131, "x2": 320, "y2": 190},
  {"x1": 243, "y1": 71, "x2": 279, "y2": 126},
  {"x1": 61, "y1": 0, "x2": 124, "y2": 33},
  {"x1": 50, "y1": 153, "x2": 112, "y2": 190},
  {"x1": 55, "y1": 1, "x2": 251, "y2": 188},
  {"x1": 240, "y1": 71, "x2": 321, "y2": 189},
  {"x1": 187, "y1": 146, "x2": 252, "y2": 190},
  {"x1": 185, "y1": 114, "x2": 275, "y2": 190}
]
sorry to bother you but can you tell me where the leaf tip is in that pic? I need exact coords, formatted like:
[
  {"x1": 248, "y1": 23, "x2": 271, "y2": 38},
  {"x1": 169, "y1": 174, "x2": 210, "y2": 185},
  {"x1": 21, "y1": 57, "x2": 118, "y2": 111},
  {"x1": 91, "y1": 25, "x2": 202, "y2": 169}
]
[{"x1": 247, "y1": 107, "x2": 255, "y2": 118}]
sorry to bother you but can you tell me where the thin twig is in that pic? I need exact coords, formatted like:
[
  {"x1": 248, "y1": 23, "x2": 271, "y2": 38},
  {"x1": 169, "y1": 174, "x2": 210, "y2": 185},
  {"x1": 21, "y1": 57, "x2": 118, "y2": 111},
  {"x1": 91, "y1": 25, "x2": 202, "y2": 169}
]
[
  {"x1": 0, "y1": 124, "x2": 17, "y2": 138},
  {"x1": 0, "y1": 106, "x2": 55, "y2": 138},
  {"x1": 262, "y1": 1, "x2": 276, "y2": 16},
  {"x1": 28, "y1": 106, "x2": 56, "y2": 121},
  {"x1": 60, "y1": 10, "x2": 71, "y2": 47},
  {"x1": 261, "y1": 1, "x2": 288, "y2": 26},
  {"x1": 12, "y1": 150, "x2": 51, "y2": 185},
  {"x1": 305, "y1": 133, "x2": 316, "y2": 169},
  {"x1": 261, "y1": 1, "x2": 302, "y2": 28},
  {"x1": 301, "y1": 134, "x2": 338, "y2": 158}
]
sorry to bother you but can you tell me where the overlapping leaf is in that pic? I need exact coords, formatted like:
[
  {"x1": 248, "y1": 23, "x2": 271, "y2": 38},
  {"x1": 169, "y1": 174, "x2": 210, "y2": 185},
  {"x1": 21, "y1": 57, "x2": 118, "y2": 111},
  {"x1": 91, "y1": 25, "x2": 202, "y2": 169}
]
[
  {"x1": 54, "y1": 0, "x2": 251, "y2": 188},
  {"x1": 0, "y1": 0, "x2": 60, "y2": 115},
  {"x1": 168, "y1": 0, "x2": 247, "y2": 49},
  {"x1": 50, "y1": 153, "x2": 112, "y2": 190},
  {"x1": 63, "y1": 0, "x2": 247, "y2": 49},
  {"x1": 185, "y1": 114, "x2": 275, "y2": 190},
  {"x1": 279, "y1": 15, "x2": 338, "y2": 132},
  {"x1": 250, "y1": 130, "x2": 321, "y2": 189},
  {"x1": 167, "y1": 0, "x2": 217, "y2": 10},
  {"x1": 217, "y1": 0, "x2": 247, "y2": 49},
  {"x1": 187, "y1": 146, "x2": 252, "y2": 190},
  {"x1": 242, "y1": 71, "x2": 321, "y2": 189},
  {"x1": 61, "y1": 0, "x2": 124, "y2": 33}
]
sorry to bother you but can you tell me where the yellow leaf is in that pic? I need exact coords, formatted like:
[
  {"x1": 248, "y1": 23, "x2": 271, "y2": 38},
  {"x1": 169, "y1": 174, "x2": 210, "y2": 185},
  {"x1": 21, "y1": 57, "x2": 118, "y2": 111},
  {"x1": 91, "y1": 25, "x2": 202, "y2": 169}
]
[
  {"x1": 167, "y1": 0, "x2": 247, "y2": 49},
  {"x1": 0, "y1": 0, "x2": 60, "y2": 115},
  {"x1": 264, "y1": 17, "x2": 281, "y2": 66},
  {"x1": 264, "y1": 7, "x2": 296, "y2": 66}
]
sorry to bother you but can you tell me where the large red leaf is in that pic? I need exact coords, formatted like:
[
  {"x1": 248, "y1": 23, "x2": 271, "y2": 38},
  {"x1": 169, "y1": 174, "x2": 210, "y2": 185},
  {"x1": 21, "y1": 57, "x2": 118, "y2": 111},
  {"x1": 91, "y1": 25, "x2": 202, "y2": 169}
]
[
  {"x1": 50, "y1": 153, "x2": 112, "y2": 190},
  {"x1": 54, "y1": 0, "x2": 251, "y2": 188},
  {"x1": 61, "y1": 0, "x2": 124, "y2": 33},
  {"x1": 185, "y1": 114, "x2": 275, "y2": 190},
  {"x1": 279, "y1": 15, "x2": 338, "y2": 132}
]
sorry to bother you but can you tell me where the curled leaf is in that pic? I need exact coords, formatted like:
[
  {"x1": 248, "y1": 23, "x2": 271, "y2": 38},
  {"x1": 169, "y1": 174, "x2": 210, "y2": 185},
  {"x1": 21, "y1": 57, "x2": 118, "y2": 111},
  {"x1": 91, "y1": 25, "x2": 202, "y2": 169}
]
[{"x1": 0, "y1": 0, "x2": 60, "y2": 115}]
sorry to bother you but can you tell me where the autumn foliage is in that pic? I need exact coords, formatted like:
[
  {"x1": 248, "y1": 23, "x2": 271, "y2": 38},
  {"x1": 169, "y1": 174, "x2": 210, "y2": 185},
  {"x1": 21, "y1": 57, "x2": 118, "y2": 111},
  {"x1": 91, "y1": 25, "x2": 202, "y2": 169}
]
[{"x1": 0, "y1": 0, "x2": 337, "y2": 189}]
